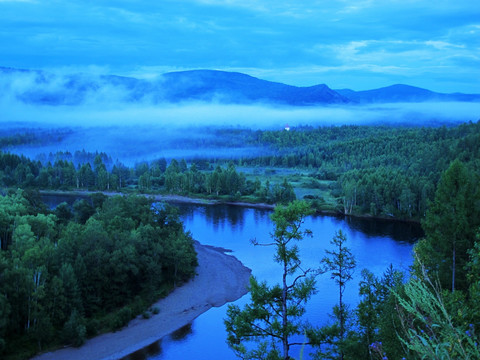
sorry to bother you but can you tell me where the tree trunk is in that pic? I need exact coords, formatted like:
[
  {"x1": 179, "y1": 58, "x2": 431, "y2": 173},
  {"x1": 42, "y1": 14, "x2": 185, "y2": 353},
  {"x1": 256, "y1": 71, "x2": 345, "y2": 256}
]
[
  {"x1": 339, "y1": 246, "x2": 344, "y2": 360},
  {"x1": 282, "y1": 250, "x2": 289, "y2": 360},
  {"x1": 452, "y1": 238, "x2": 456, "y2": 292}
]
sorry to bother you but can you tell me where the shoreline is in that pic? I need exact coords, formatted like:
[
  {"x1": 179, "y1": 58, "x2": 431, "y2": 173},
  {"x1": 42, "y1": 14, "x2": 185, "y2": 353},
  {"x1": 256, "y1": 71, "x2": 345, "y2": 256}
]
[
  {"x1": 31, "y1": 243, "x2": 252, "y2": 360},
  {"x1": 39, "y1": 189, "x2": 421, "y2": 223}
]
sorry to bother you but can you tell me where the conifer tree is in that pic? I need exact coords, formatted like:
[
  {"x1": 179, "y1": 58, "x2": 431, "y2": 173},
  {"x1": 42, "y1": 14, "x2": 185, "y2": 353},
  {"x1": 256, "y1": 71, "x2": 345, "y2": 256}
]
[
  {"x1": 418, "y1": 160, "x2": 478, "y2": 291},
  {"x1": 225, "y1": 200, "x2": 317, "y2": 360}
]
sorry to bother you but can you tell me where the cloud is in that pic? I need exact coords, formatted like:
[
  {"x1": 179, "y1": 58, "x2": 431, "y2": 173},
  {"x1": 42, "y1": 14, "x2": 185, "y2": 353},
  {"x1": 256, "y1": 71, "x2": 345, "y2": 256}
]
[{"x1": 0, "y1": 1, "x2": 479, "y2": 93}]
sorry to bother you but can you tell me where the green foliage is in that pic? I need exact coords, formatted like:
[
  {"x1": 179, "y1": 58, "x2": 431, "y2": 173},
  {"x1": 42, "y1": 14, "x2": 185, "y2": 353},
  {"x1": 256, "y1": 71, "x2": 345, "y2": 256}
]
[
  {"x1": 349, "y1": 266, "x2": 407, "y2": 360},
  {"x1": 310, "y1": 230, "x2": 356, "y2": 360},
  {"x1": 241, "y1": 121, "x2": 480, "y2": 218},
  {"x1": 4, "y1": 121, "x2": 480, "y2": 218},
  {"x1": 417, "y1": 160, "x2": 480, "y2": 291},
  {"x1": 62, "y1": 310, "x2": 86, "y2": 347},
  {"x1": 394, "y1": 267, "x2": 480, "y2": 360}
]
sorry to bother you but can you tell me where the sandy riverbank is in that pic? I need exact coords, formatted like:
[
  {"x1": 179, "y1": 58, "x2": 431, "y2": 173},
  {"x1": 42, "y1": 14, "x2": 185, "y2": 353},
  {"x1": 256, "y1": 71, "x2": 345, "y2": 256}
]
[{"x1": 31, "y1": 243, "x2": 251, "y2": 360}]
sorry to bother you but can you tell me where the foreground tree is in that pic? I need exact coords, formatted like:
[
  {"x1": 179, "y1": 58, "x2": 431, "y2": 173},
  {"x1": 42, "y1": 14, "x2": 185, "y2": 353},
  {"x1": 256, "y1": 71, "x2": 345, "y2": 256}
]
[
  {"x1": 417, "y1": 160, "x2": 479, "y2": 291},
  {"x1": 309, "y1": 230, "x2": 356, "y2": 360},
  {"x1": 225, "y1": 200, "x2": 317, "y2": 360}
]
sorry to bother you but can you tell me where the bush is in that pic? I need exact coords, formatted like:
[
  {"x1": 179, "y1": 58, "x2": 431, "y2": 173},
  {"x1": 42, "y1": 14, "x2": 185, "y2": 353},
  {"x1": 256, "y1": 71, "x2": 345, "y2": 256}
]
[
  {"x1": 142, "y1": 311, "x2": 151, "y2": 319},
  {"x1": 86, "y1": 318, "x2": 100, "y2": 337},
  {"x1": 62, "y1": 311, "x2": 87, "y2": 347},
  {"x1": 110, "y1": 306, "x2": 133, "y2": 330}
]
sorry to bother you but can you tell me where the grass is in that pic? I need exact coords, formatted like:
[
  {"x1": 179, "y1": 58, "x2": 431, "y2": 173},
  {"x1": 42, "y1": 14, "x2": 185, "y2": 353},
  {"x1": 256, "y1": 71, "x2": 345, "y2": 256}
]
[{"x1": 239, "y1": 165, "x2": 339, "y2": 209}]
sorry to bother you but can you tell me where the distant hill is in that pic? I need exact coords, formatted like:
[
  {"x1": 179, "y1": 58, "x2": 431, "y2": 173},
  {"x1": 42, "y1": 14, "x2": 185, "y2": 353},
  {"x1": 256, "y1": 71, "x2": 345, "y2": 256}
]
[
  {"x1": 335, "y1": 84, "x2": 480, "y2": 103},
  {"x1": 1, "y1": 66, "x2": 479, "y2": 106},
  {"x1": 158, "y1": 70, "x2": 350, "y2": 105},
  {"x1": 0, "y1": 67, "x2": 350, "y2": 106}
]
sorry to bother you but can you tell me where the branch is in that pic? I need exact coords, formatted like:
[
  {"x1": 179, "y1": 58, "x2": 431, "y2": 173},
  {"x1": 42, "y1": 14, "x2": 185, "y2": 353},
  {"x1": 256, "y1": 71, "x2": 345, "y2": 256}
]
[
  {"x1": 287, "y1": 266, "x2": 321, "y2": 291},
  {"x1": 250, "y1": 322, "x2": 282, "y2": 341},
  {"x1": 250, "y1": 238, "x2": 276, "y2": 247},
  {"x1": 289, "y1": 342, "x2": 313, "y2": 346},
  {"x1": 287, "y1": 272, "x2": 308, "y2": 291}
]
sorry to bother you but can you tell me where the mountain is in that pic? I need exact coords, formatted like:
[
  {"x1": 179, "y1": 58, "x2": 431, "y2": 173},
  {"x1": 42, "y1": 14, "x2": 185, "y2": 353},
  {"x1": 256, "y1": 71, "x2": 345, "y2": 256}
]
[
  {"x1": 2, "y1": 66, "x2": 479, "y2": 106},
  {"x1": 335, "y1": 84, "x2": 480, "y2": 103},
  {"x1": 0, "y1": 67, "x2": 350, "y2": 106},
  {"x1": 158, "y1": 70, "x2": 350, "y2": 105}
]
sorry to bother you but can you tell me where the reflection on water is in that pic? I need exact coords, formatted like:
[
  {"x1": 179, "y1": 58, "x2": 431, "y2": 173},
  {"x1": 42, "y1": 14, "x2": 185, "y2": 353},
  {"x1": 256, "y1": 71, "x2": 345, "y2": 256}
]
[
  {"x1": 344, "y1": 215, "x2": 424, "y2": 242},
  {"x1": 121, "y1": 341, "x2": 163, "y2": 360},
  {"x1": 170, "y1": 324, "x2": 193, "y2": 342},
  {"x1": 176, "y1": 203, "x2": 423, "y2": 243}
]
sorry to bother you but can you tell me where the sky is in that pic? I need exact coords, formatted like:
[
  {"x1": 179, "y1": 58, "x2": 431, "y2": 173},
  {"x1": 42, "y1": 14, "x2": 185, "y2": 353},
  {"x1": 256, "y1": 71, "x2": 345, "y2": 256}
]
[{"x1": 0, "y1": 0, "x2": 479, "y2": 93}]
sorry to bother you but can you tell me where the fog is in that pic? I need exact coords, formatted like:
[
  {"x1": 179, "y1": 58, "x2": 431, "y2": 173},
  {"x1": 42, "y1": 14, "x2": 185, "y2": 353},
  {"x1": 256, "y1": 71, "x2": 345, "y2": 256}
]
[
  {"x1": 3, "y1": 98, "x2": 479, "y2": 129},
  {"x1": 1, "y1": 69, "x2": 479, "y2": 164}
]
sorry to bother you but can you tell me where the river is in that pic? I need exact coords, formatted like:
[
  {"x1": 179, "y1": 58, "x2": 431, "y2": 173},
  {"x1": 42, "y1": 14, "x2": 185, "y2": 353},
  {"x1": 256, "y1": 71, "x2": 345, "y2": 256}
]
[{"x1": 121, "y1": 202, "x2": 421, "y2": 360}]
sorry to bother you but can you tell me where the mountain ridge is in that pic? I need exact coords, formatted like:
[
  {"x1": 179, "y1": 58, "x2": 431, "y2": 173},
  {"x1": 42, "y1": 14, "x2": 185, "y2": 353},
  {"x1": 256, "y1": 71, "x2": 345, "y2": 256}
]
[
  {"x1": 335, "y1": 84, "x2": 480, "y2": 103},
  {"x1": 1, "y1": 66, "x2": 479, "y2": 106}
]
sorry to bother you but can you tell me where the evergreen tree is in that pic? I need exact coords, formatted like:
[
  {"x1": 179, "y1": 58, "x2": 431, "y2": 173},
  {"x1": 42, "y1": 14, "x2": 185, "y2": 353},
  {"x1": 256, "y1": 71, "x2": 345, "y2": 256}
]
[
  {"x1": 225, "y1": 201, "x2": 318, "y2": 360},
  {"x1": 418, "y1": 160, "x2": 479, "y2": 291},
  {"x1": 310, "y1": 230, "x2": 356, "y2": 360}
]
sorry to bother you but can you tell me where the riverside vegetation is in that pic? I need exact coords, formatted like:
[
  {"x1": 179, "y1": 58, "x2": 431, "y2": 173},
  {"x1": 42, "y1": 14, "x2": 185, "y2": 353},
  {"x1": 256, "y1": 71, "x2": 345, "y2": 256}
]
[{"x1": 1, "y1": 121, "x2": 479, "y2": 359}]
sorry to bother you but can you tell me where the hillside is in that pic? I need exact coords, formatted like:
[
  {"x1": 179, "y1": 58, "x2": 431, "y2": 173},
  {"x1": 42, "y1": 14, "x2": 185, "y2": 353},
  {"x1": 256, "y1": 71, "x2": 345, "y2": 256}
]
[
  {"x1": 1, "y1": 66, "x2": 479, "y2": 106},
  {"x1": 336, "y1": 84, "x2": 480, "y2": 103},
  {"x1": 0, "y1": 67, "x2": 349, "y2": 106}
]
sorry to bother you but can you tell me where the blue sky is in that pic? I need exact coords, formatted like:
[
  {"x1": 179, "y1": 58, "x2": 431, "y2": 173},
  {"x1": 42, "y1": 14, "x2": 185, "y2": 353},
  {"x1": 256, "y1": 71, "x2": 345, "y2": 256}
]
[{"x1": 1, "y1": 0, "x2": 479, "y2": 92}]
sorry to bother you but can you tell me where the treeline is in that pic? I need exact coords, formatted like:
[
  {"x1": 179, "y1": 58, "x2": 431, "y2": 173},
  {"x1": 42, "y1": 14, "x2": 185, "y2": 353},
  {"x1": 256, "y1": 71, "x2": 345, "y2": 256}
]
[
  {"x1": 240, "y1": 121, "x2": 480, "y2": 218},
  {"x1": 35, "y1": 150, "x2": 114, "y2": 169},
  {"x1": 0, "y1": 152, "x2": 296, "y2": 204},
  {"x1": 162, "y1": 160, "x2": 295, "y2": 203},
  {"x1": 2, "y1": 121, "x2": 480, "y2": 219},
  {"x1": 0, "y1": 191, "x2": 197, "y2": 359},
  {"x1": 0, "y1": 128, "x2": 73, "y2": 149}
]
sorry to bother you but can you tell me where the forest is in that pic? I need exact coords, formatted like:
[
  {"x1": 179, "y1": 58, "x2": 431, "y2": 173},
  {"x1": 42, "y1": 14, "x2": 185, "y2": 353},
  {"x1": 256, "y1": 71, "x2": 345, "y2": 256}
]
[
  {"x1": 0, "y1": 191, "x2": 197, "y2": 359},
  {"x1": 1, "y1": 121, "x2": 479, "y2": 359}
]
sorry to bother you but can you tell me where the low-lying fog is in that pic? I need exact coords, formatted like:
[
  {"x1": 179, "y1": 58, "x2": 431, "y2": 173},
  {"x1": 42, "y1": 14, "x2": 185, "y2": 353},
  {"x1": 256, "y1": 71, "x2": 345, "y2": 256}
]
[{"x1": 1, "y1": 82, "x2": 479, "y2": 164}]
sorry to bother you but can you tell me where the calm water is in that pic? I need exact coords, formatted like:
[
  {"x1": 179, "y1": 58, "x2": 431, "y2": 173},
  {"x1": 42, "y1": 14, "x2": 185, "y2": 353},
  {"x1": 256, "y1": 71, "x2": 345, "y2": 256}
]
[
  {"x1": 41, "y1": 195, "x2": 421, "y2": 360},
  {"x1": 124, "y1": 202, "x2": 421, "y2": 360}
]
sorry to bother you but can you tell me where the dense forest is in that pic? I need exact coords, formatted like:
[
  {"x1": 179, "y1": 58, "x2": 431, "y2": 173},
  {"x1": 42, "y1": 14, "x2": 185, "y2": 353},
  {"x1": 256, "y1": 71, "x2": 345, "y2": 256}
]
[
  {"x1": 1, "y1": 121, "x2": 479, "y2": 220},
  {"x1": 241, "y1": 121, "x2": 480, "y2": 218},
  {"x1": 0, "y1": 191, "x2": 197, "y2": 359},
  {"x1": 0, "y1": 151, "x2": 296, "y2": 205}
]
